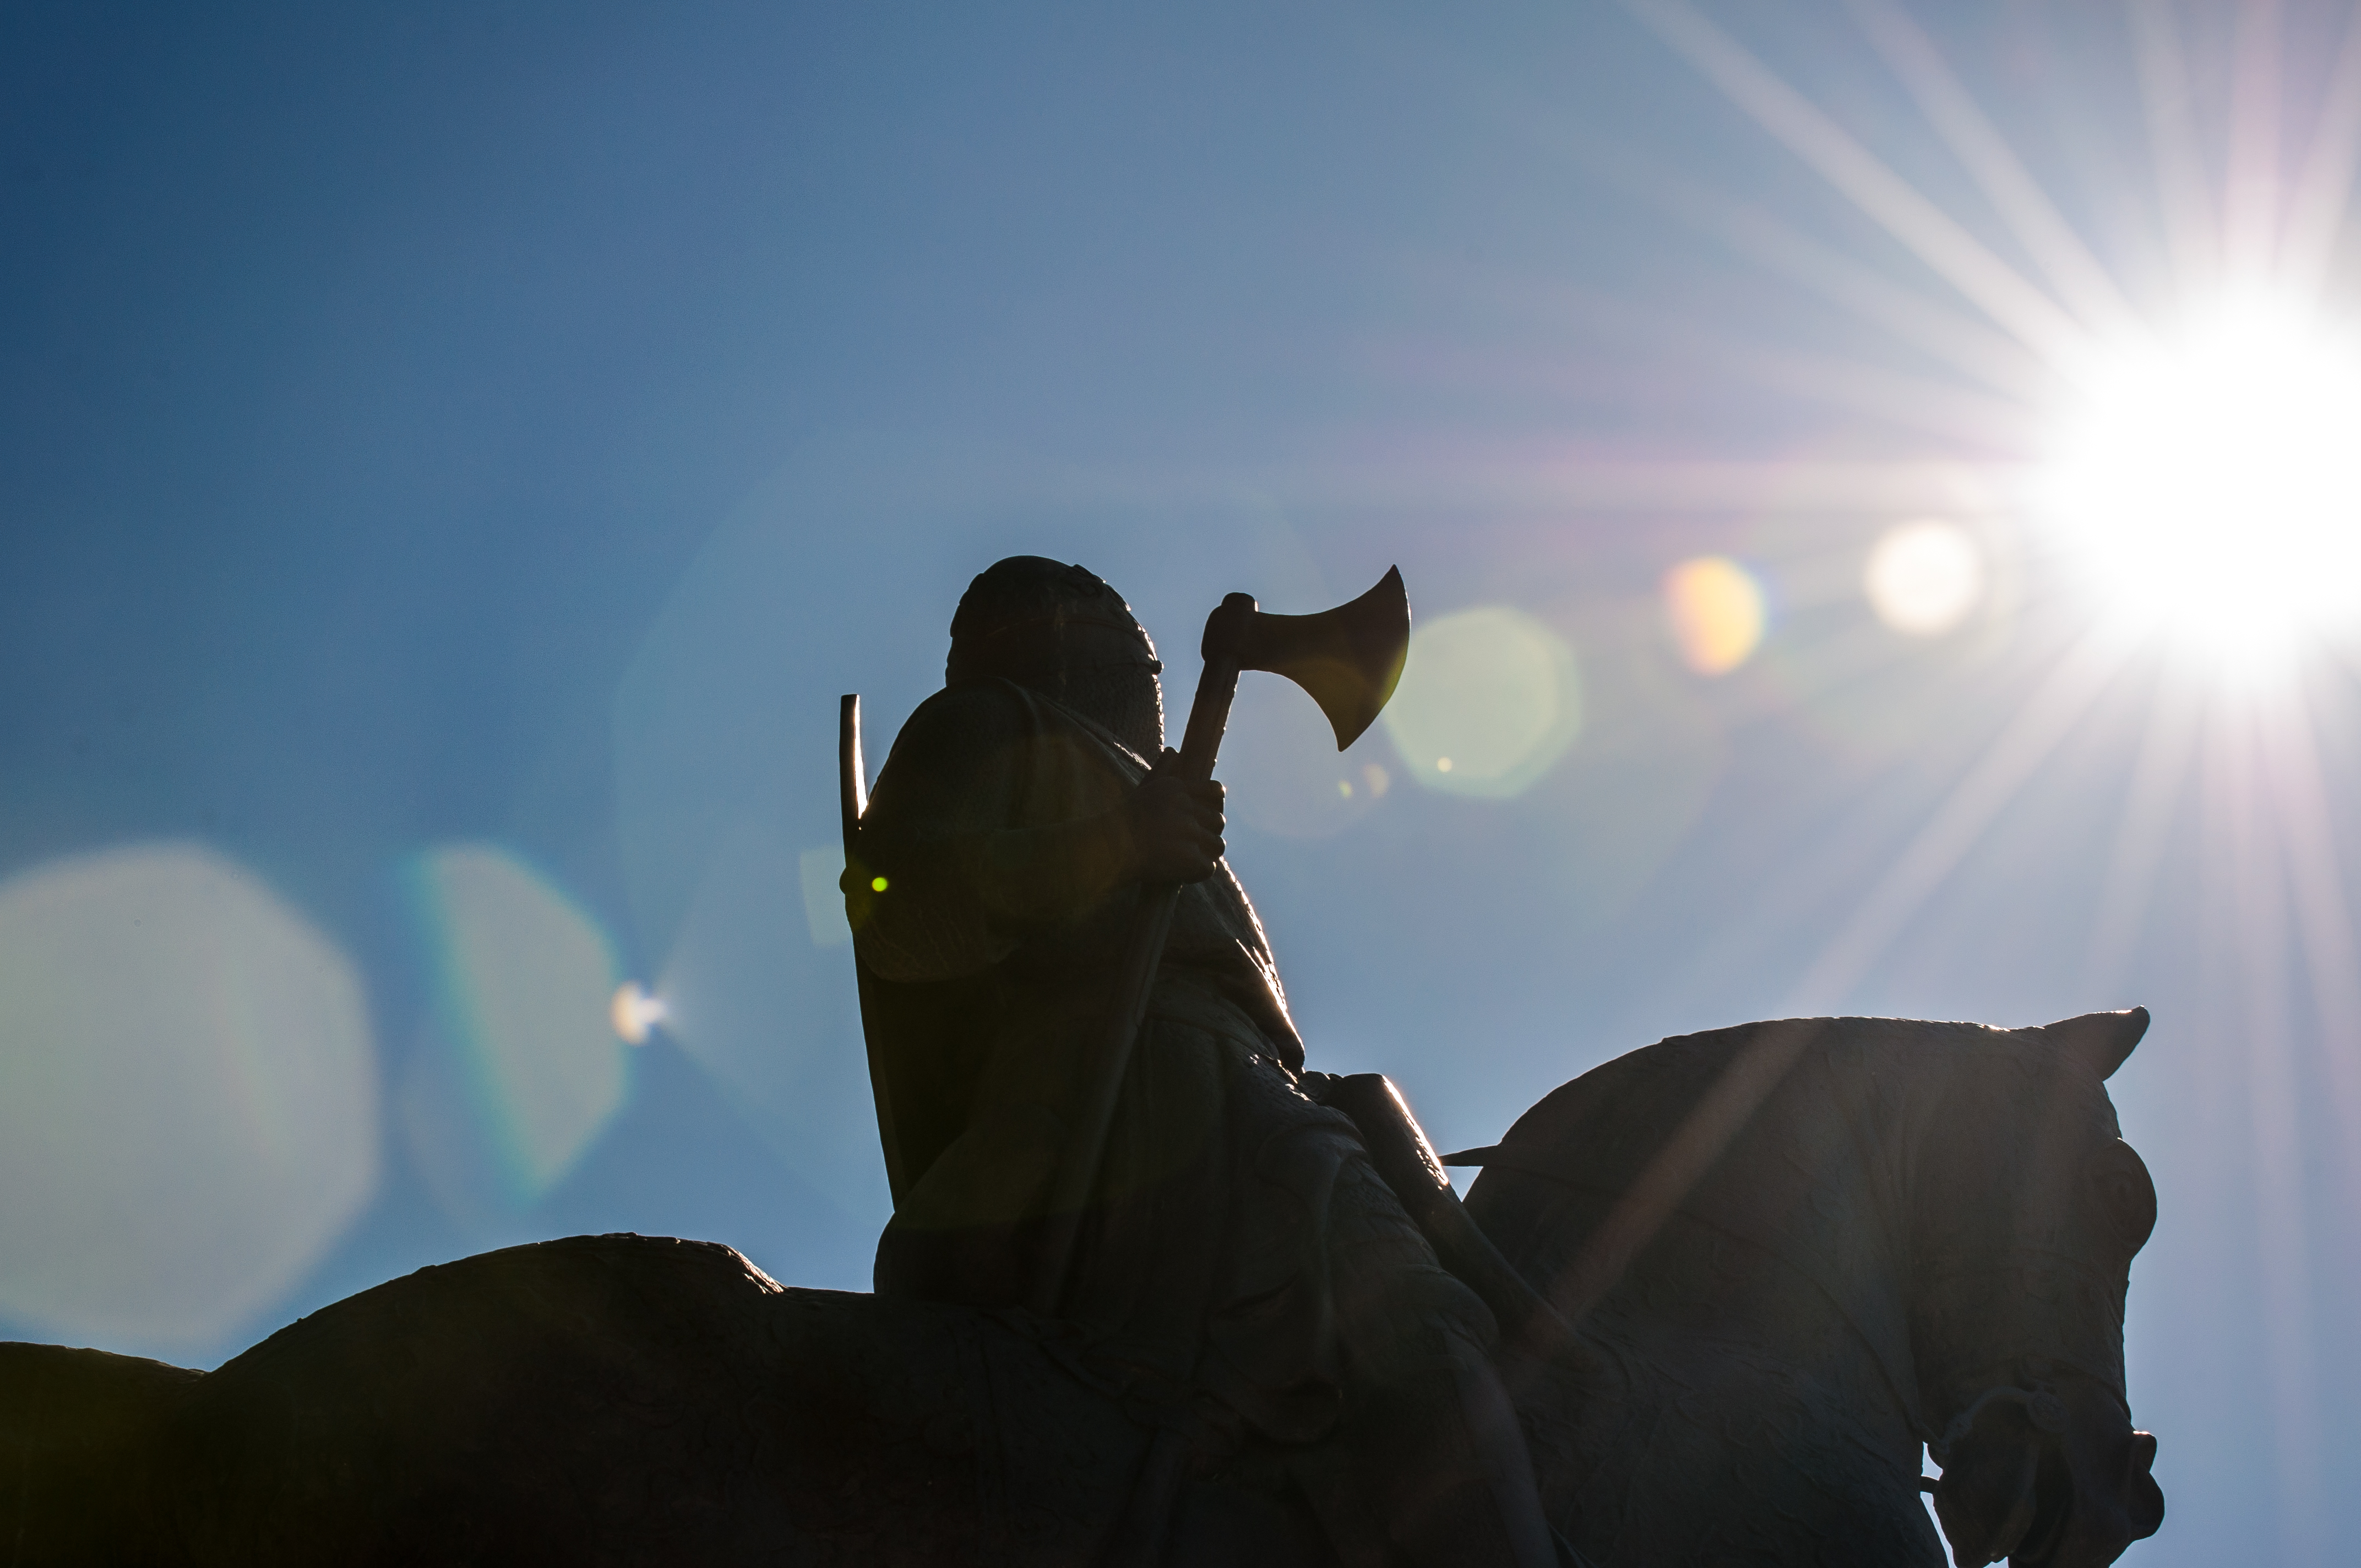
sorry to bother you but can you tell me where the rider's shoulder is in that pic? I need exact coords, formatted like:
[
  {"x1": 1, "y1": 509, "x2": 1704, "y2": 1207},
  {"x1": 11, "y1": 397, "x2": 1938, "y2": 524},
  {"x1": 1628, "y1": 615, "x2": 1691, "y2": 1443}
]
[
  {"x1": 897, "y1": 678, "x2": 1092, "y2": 754},
  {"x1": 909, "y1": 678, "x2": 1045, "y2": 730},
  {"x1": 915, "y1": 678, "x2": 1117, "y2": 732}
]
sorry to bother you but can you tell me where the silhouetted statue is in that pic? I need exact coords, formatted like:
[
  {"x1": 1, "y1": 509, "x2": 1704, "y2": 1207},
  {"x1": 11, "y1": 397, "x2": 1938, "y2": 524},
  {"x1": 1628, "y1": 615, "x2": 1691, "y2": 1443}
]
[
  {"x1": 0, "y1": 1012, "x2": 2163, "y2": 1565},
  {"x1": 0, "y1": 560, "x2": 2167, "y2": 1566},
  {"x1": 842, "y1": 558, "x2": 1562, "y2": 1567}
]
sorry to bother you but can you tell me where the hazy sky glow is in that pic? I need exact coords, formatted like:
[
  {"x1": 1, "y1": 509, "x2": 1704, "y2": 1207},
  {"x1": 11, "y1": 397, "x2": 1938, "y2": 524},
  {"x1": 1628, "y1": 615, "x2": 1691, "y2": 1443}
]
[{"x1": 4, "y1": 4, "x2": 2360, "y2": 1562}]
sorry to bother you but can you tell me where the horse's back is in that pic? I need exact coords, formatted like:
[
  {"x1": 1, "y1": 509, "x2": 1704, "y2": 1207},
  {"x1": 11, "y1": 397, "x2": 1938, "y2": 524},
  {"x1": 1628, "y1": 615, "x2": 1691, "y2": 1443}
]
[
  {"x1": 9, "y1": 1233, "x2": 1157, "y2": 1566},
  {"x1": 3, "y1": 1339, "x2": 204, "y2": 1561}
]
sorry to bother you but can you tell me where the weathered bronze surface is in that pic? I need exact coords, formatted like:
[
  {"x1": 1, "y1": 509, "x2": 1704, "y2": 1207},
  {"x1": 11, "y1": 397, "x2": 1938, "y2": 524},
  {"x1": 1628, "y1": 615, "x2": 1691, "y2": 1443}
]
[{"x1": 0, "y1": 560, "x2": 2164, "y2": 1566}]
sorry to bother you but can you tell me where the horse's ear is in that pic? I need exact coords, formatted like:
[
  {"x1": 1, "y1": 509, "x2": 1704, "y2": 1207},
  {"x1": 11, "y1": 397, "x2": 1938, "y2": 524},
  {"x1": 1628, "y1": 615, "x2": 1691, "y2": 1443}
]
[{"x1": 2042, "y1": 1007, "x2": 2149, "y2": 1080}]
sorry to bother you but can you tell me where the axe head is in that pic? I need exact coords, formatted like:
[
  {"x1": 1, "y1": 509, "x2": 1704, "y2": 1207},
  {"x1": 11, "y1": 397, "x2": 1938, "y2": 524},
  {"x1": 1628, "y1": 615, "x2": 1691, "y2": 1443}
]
[{"x1": 1239, "y1": 566, "x2": 1411, "y2": 751}]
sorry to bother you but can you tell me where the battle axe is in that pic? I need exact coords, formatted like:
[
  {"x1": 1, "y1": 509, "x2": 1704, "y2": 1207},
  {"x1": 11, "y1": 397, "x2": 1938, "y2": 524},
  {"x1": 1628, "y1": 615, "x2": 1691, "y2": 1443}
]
[{"x1": 1026, "y1": 567, "x2": 1411, "y2": 1315}]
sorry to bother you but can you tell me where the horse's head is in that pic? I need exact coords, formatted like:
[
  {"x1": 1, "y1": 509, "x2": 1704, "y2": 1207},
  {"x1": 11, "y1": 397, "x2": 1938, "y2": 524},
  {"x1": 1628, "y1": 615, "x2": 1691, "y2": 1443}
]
[{"x1": 1912, "y1": 1008, "x2": 2164, "y2": 1567}]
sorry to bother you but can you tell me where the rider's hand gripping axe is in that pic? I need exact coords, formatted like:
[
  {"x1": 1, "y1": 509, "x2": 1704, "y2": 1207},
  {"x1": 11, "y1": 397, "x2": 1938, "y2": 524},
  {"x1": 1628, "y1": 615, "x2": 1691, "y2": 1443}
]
[{"x1": 1027, "y1": 566, "x2": 1411, "y2": 1315}]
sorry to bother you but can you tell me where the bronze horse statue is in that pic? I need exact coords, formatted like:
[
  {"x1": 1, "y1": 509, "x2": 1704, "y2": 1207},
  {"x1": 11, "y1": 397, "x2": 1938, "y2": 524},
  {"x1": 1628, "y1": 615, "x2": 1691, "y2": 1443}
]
[{"x1": 1, "y1": 1010, "x2": 2163, "y2": 1566}]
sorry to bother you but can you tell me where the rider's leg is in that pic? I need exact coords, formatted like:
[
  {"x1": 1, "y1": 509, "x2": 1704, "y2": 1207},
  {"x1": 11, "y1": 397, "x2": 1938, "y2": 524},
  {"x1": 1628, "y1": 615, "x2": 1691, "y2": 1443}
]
[
  {"x1": 1340, "y1": 1340, "x2": 1560, "y2": 1568},
  {"x1": 1323, "y1": 1145, "x2": 1560, "y2": 1568}
]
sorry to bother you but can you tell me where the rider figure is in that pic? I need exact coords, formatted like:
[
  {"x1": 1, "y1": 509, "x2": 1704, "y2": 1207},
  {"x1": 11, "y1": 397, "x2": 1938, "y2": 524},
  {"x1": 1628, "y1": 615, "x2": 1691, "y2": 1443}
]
[{"x1": 847, "y1": 556, "x2": 1559, "y2": 1567}]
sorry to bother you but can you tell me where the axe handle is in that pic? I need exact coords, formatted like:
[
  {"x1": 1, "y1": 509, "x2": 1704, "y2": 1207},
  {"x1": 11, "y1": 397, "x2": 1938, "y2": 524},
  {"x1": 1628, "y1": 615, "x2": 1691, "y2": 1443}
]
[
  {"x1": 1174, "y1": 603, "x2": 1253, "y2": 782},
  {"x1": 1026, "y1": 600, "x2": 1256, "y2": 1318}
]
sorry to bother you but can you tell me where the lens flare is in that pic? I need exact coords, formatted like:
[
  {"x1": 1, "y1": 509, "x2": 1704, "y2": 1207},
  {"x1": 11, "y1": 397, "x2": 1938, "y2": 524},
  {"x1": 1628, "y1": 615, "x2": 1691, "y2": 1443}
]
[
  {"x1": 610, "y1": 981, "x2": 666, "y2": 1045},
  {"x1": 408, "y1": 845, "x2": 628, "y2": 1205},
  {"x1": 798, "y1": 847, "x2": 852, "y2": 948},
  {"x1": 1220, "y1": 673, "x2": 1386, "y2": 839},
  {"x1": 1661, "y1": 556, "x2": 1767, "y2": 674},
  {"x1": 1864, "y1": 519, "x2": 1984, "y2": 636},
  {"x1": 2038, "y1": 304, "x2": 2361, "y2": 666},
  {"x1": 1382, "y1": 606, "x2": 1581, "y2": 797},
  {"x1": 0, "y1": 843, "x2": 378, "y2": 1349},
  {"x1": 650, "y1": 818, "x2": 879, "y2": 1215}
]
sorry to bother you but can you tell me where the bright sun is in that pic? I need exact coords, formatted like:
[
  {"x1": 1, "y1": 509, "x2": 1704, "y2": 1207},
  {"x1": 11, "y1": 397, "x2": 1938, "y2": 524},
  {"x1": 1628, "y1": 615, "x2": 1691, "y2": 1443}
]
[{"x1": 2038, "y1": 303, "x2": 2361, "y2": 669}]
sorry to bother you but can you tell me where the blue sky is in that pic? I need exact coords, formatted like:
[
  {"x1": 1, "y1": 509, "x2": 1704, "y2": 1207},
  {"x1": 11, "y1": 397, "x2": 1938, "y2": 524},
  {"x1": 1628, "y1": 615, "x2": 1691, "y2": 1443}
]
[{"x1": 6, "y1": 4, "x2": 2360, "y2": 1562}]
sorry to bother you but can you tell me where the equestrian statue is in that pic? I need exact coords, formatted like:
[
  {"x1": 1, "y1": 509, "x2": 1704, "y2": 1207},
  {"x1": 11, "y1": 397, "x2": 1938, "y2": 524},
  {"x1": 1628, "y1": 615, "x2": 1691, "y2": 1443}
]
[{"x1": 0, "y1": 557, "x2": 2166, "y2": 1567}]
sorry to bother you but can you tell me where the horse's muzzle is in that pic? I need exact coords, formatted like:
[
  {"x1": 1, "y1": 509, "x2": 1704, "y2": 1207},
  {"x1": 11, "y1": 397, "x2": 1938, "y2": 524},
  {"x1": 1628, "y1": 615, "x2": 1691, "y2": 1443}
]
[
  {"x1": 1934, "y1": 1378, "x2": 2163, "y2": 1567},
  {"x1": 2020, "y1": 1413, "x2": 2163, "y2": 1568}
]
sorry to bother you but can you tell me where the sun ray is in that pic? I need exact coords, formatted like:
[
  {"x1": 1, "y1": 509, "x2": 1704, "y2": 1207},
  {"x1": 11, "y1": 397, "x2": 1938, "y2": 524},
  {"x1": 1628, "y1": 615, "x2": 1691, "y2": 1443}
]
[
  {"x1": 1703, "y1": 204, "x2": 2051, "y2": 395},
  {"x1": 1531, "y1": 135, "x2": 2047, "y2": 395},
  {"x1": 1782, "y1": 626, "x2": 2136, "y2": 1011},
  {"x1": 1236, "y1": 456, "x2": 2014, "y2": 518},
  {"x1": 1842, "y1": 0, "x2": 2147, "y2": 342},
  {"x1": 2217, "y1": 698, "x2": 2326, "y2": 1558},
  {"x1": 2127, "y1": 0, "x2": 2221, "y2": 301},
  {"x1": 1707, "y1": 346, "x2": 2044, "y2": 447},
  {"x1": 1373, "y1": 267, "x2": 2042, "y2": 446},
  {"x1": 2225, "y1": 0, "x2": 2286, "y2": 289},
  {"x1": 2278, "y1": 1, "x2": 2361, "y2": 303},
  {"x1": 1618, "y1": 0, "x2": 2092, "y2": 364},
  {"x1": 2081, "y1": 658, "x2": 2203, "y2": 998},
  {"x1": 2258, "y1": 681, "x2": 2361, "y2": 1204}
]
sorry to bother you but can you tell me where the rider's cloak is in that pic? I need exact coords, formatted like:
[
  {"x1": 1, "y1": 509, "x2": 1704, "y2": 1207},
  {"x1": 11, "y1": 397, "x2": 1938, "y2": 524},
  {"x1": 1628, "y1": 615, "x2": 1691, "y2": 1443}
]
[{"x1": 846, "y1": 677, "x2": 1351, "y2": 1417}]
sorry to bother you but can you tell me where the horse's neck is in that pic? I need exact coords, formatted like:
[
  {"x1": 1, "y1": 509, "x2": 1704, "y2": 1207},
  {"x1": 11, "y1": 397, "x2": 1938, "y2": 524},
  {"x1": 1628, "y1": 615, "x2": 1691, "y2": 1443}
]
[
  {"x1": 1559, "y1": 1029, "x2": 1936, "y2": 1422},
  {"x1": 1509, "y1": 1028, "x2": 1952, "y2": 1565},
  {"x1": 1537, "y1": 1238, "x2": 1944, "y2": 1567},
  {"x1": 1706, "y1": 1032, "x2": 1940, "y2": 1424}
]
